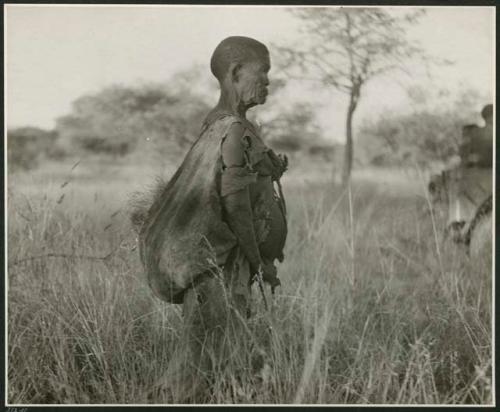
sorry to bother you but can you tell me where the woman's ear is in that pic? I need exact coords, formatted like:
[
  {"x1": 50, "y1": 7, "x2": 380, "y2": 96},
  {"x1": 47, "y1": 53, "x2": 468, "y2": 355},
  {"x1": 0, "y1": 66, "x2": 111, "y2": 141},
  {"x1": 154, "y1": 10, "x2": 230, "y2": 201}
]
[{"x1": 229, "y1": 62, "x2": 242, "y2": 83}]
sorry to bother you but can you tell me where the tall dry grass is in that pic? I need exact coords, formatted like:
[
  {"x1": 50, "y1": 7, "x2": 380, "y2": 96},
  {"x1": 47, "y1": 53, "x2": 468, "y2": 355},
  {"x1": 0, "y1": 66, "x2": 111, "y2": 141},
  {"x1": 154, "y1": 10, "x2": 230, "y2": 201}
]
[{"x1": 7, "y1": 162, "x2": 493, "y2": 404}]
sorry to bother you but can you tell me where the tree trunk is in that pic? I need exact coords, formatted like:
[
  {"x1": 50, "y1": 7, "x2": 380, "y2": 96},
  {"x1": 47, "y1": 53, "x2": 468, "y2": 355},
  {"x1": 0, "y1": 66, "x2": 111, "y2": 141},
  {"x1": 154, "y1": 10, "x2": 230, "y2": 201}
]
[{"x1": 341, "y1": 87, "x2": 359, "y2": 187}]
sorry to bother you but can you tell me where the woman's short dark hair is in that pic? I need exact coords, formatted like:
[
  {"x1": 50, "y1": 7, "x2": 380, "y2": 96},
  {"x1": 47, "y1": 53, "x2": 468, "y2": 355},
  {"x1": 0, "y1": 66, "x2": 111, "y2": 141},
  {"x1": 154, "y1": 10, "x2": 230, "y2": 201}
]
[
  {"x1": 481, "y1": 104, "x2": 493, "y2": 120},
  {"x1": 210, "y1": 36, "x2": 269, "y2": 82}
]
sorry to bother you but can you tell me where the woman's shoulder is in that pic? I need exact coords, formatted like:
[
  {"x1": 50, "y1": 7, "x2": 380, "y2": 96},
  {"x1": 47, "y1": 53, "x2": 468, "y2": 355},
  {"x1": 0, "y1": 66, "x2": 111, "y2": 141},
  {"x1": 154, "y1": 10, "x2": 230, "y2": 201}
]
[
  {"x1": 204, "y1": 112, "x2": 242, "y2": 131},
  {"x1": 202, "y1": 114, "x2": 265, "y2": 150}
]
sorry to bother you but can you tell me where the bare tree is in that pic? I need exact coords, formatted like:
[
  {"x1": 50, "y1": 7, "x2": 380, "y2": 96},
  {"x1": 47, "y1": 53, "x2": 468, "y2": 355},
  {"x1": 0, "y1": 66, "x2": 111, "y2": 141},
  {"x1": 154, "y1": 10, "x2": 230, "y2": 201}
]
[{"x1": 275, "y1": 7, "x2": 433, "y2": 186}]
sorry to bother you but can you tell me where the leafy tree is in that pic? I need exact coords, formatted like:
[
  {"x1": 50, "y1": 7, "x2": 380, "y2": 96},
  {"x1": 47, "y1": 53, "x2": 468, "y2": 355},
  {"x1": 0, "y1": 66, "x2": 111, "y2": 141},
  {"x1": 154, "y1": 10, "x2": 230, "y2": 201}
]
[
  {"x1": 358, "y1": 88, "x2": 488, "y2": 168},
  {"x1": 275, "y1": 7, "x2": 435, "y2": 186},
  {"x1": 56, "y1": 77, "x2": 211, "y2": 162}
]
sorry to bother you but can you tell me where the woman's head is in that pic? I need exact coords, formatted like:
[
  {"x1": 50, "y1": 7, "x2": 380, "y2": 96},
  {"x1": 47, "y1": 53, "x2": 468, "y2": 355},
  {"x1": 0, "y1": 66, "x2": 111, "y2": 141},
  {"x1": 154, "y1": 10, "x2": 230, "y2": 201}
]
[
  {"x1": 481, "y1": 104, "x2": 493, "y2": 124},
  {"x1": 210, "y1": 36, "x2": 271, "y2": 108}
]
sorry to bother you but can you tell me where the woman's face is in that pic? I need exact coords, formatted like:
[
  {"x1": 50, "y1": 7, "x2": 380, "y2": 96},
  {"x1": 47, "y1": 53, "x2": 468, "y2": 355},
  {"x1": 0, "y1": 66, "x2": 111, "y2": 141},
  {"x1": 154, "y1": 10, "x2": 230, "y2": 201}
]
[{"x1": 234, "y1": 57, "x2": 270, "y2": 108}]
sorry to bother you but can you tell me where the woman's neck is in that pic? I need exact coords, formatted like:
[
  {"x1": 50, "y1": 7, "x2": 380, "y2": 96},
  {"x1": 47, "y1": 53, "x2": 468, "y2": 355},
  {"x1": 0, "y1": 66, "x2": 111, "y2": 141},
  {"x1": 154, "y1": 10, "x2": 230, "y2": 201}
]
[
  {"x1": 216, "y1": 89, "x2": 247, "y2": 118},
  {"x1": 203, "y1": 84, "x2": 258, "y2": 132}
]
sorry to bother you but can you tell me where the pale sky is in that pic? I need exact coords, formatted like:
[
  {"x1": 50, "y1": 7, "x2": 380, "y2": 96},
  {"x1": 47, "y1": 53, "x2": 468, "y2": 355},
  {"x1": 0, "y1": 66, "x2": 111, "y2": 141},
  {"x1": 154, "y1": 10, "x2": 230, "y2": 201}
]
[{"x1": 5, "y1": 5, "x2": 495, "y2": 141}]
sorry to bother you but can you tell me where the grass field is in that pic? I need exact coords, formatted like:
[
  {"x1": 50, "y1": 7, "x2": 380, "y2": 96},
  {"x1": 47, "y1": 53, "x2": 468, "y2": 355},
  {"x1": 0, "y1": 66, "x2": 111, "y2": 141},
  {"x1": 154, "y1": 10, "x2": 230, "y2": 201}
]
[{"x1": 6, "y1": 158, "x2": 493, "y2": 404}]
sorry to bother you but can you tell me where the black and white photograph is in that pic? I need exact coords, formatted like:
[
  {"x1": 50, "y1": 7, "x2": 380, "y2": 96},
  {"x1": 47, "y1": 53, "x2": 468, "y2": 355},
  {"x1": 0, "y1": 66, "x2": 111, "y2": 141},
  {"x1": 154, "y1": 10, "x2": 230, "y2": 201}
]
[{"x1": 4, "y1": 3, "x2": 495, "y2": 406}]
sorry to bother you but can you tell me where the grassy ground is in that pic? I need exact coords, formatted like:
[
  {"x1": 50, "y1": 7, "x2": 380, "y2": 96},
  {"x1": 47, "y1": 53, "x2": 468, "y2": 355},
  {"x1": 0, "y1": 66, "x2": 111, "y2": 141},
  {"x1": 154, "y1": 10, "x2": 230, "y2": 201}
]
[{"x1": 7, "y1": 158, "x2": 493, "y2": 404}]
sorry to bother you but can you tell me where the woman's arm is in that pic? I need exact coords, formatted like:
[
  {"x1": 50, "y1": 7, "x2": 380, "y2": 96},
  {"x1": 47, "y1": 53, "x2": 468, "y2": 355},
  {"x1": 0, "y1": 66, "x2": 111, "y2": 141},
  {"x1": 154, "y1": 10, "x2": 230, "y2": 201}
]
[
  {"x1": 220, "y1": 123, "x2": 280, "y2": 287},
  {"x1": 220, "y1": 122, "x2": 263, "y2": 274}
]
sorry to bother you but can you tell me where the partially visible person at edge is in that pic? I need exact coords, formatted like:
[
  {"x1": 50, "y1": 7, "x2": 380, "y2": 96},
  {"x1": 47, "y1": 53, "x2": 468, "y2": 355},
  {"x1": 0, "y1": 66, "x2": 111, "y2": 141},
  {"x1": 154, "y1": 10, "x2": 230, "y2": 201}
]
[
  {"x1": 460, "y1": 104, "x2": 493, "y2": 168},
  {"x1": 137, "y1": 36, "x2": 288, "y2": 402}
]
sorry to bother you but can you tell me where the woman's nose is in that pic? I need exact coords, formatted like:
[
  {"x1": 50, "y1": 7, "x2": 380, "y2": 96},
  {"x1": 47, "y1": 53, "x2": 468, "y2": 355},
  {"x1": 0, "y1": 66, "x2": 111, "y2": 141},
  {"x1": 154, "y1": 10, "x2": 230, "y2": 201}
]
[{"x1": 262, "y1": 74, "x2": 269, "y2": 86}]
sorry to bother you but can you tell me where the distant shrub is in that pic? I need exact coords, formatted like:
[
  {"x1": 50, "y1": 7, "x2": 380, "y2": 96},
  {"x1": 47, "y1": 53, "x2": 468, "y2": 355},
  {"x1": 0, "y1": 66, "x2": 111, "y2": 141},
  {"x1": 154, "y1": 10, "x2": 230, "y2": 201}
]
[
  {"x1": 79, "y1": 136, "x2": 130, "y2": 157},
  {"x1": 308, "y1": 143, "x2": 342, "y2": 162},
  {"x1": 261, "y1": 102, "x2": 323, "y2": 155},
  {"x1": 7, "y1": 127, "x2": 62, "y2": 171},
  {"x1": 269, "y1": 134, "x2": 302, "y2": 153}
]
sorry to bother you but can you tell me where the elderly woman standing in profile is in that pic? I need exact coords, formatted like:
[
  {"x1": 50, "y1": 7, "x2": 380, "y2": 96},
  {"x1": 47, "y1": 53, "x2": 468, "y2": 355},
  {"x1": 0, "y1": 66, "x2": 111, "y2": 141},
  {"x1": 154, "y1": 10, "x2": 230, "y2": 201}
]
[{"x1": 137, "y1": 36, "x2": 288, "y2": 401}]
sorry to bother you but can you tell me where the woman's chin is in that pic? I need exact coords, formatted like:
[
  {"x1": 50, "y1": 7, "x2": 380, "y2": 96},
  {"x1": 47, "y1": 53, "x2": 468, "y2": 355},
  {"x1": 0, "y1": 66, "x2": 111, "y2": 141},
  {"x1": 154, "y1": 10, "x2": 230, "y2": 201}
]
[
  {"x1": 247, "y1": 97, "x2": 266, "y2": 108},
  {"x1": 257, "y1": 94, "x2": 268, "y2": 105}
]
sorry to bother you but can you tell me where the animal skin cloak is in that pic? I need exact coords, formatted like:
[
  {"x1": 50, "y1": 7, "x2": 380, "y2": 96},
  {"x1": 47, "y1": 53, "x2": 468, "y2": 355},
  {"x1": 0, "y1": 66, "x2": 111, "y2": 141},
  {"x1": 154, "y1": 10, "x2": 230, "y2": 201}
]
[{"x1": 139, "y1": 115, "x2": 248, "y2": 304}]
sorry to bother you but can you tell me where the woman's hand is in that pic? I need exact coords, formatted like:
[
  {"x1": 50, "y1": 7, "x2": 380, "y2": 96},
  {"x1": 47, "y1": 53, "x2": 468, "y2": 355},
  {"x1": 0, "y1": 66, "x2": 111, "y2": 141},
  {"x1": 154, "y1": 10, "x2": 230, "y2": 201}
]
[
  {"x1": 261, "y1": 262, "x2": 280, "y2": 288},
  {"x1": 268, "y1": 150, "x2": 288, "y2": 180},
  {"x1": 278, "y1": 153, "x2": 288, "y2": 172}
]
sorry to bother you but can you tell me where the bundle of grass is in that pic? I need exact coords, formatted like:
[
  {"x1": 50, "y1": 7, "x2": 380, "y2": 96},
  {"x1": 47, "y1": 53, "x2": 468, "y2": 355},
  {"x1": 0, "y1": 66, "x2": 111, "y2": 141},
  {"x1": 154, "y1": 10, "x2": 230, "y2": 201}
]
[{"x1": 127, "y1": 175, "x2": 168, "y2": 233}]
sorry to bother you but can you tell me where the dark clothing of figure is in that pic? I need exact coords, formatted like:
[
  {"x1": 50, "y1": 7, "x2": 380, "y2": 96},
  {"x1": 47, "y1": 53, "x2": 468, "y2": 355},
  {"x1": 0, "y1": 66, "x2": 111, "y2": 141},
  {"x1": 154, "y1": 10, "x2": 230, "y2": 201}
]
[
  {"x1": 460, "y1": 123, "x2": 493, "y2": 169},
  {"x1": 459, "y1": 124, "x2": 479, "y2": 166},
  {"x1": 475, "y1": 122, "x2": 493, "y2": 168},
  {"x1": 220, "y1": 119, "x2": 287, "y2": 263}
]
